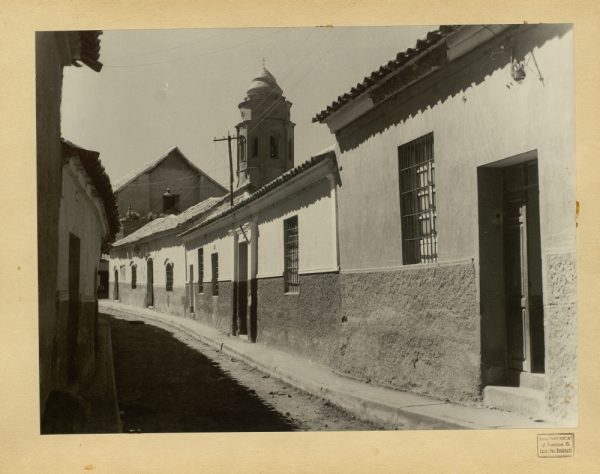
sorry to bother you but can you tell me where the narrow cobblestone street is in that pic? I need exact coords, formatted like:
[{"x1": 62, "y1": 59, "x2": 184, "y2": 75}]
[{"x1": 105, "y1": 314, "x2": 383, "y2": 432}]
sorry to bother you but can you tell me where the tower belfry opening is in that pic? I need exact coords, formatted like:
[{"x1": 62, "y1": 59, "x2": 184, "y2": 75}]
[{"x1": 236, "y1": 66, "x2": 295, "y2": 189}]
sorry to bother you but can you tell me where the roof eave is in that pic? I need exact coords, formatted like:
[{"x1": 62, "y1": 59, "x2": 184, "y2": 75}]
[
  {"x1": 179, "y1": 151, "x2": 338, "y2": 240},
  {"x1": 314, "y1": 25, "x2": 514, "y2": 132}
]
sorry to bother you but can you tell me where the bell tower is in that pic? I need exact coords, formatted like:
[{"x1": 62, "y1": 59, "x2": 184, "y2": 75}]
[{"x1": 236, "y1": 65, "x2": 295, "y2": 189}]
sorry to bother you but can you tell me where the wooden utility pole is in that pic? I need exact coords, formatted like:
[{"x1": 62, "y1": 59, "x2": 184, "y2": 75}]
[{"x1": 213, "y1": 131, "x2": 240, "y2": 208}]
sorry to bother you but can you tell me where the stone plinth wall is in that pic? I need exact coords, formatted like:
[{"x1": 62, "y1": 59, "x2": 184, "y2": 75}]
[
  {"x1": 192, "y1": 281, "x2": 233, "y2": 334},
  {"x1": 544, "y1": 250, "x2": 577, "y2": 421},
  {"x1": 337, "y1": 262, "x2": 481, "y2": 403},
  {"x1": 257, "y1": 273, "x2": 343, "y2": 365}
]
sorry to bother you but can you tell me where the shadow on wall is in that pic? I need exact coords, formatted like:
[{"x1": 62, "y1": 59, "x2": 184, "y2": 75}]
[{"x1": 336, "y1": 24, "x2": 571, "y2": 153}]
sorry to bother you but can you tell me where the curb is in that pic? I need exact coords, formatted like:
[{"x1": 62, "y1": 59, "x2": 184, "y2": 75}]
[{"x1": 99, "y1": 301, "x2": 558, "y2": 430}]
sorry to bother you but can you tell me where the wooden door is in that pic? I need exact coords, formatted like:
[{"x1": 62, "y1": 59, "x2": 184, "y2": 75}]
[
  {"x1": 113, "y1": 269, "x2": 119, "y2": 300},
  {"x1": 68, "y1": 234, "x2": 80, "y2": 382},
  {"x1": 146, "y1": 258, "x2": 154, "y2": 307},
  {"x1": 503, "y1": 161, "x2": 545, "y2": 373},
  {"x1": 237, "y1": 241, "x2": 248, "y2": 335},
  {"x1": 188, "y1": 264, "x2": 194, "y2": 313},
  {"x1": 503, "y1": 191, "x2": 531, "y2": 372}
]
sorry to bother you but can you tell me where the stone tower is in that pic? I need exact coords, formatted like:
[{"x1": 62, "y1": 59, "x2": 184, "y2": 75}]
[{"x1": 235, "y1": 66, "x2": 295, "y2": 189}]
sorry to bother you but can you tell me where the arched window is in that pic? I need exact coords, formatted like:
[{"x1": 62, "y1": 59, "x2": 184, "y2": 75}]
[
  {"x1": 269, "y1": 135, "x2": 278, "y2": 159},
  {"x1": 239, "y1": 137, "x2": 246, "y2": 163},
  {"x1": 131, "y1": 264, "x2": 137, "y2": 289},
  {"x1": 252, "y1": 136, "x2": 259, "y2": 158},
  {"x1": 165, "y1": 262, "x2": 174, "y2": 292}
]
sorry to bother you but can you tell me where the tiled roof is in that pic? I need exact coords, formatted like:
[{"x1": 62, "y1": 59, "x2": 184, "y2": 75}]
[
  {"x1": 111, "y1": 196, "x2": 222, "y2": 247},
  {"x1": 66, "y1": 30, "x2": 103, "y2": 72},
  {"x1": 61, "y1": 139, "x2": 120, "y2": 243},
  {"x1": 112, "y1": 146, "x2": 227, "y2": 193},
  {"x1": 313, "y1": 25, "x2": 459, "y2": 123},
  {"x1": 180, "y1": 150, "x2": 337, "y2": 237}
]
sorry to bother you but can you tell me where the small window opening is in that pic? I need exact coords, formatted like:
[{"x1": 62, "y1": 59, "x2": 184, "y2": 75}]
[
  {"x1": 131, "y1": 264, "x2": 137, "y2": 289},
  {"x1": 166, "y1": 262, "x2": 174, "y2": 292},
  {"x1": 211, "y1": 253, "x2": 219, "y2": 296},
  {"x1": 270, "y1": 136, "x2": 278, "y2": 159},
  {"x1": 284, "y1": 216, "x2": 299, "y2": 293},
  {"x1": 198, "y1": 248, "x2": 204, "y2": 293}
]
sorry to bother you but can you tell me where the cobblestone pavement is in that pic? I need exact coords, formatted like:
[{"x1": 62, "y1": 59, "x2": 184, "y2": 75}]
[{"x1": 105, "y1": 314, "x2": 384, "y2": 432}]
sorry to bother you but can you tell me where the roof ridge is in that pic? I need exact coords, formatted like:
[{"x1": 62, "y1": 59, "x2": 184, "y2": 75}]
[{"x1": 113, "y1": 146, "x2": 226, "y2": 193}]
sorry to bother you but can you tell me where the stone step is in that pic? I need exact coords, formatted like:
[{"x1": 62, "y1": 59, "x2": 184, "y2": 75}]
[
  {"x1": 518, "y1": 372, "x2": 545, "y2": 391},
  {"x1": 483, "y1": 385, "x2": 545, "y2": 419},
  {"x1": 505, "y1": 370, "x2": 545, "y2": 391}
]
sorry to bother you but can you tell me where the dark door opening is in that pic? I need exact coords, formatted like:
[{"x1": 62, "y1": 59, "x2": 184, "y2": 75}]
[
  {"x1": 237, "y1": 241, "x2": 248, "y2": 336},
  {"x1": 188, "y1": 264, "x2": 194, "y2": 313},
  {"x1": 98, "y1": 269, "x2": 108, "y2": 299},
  {"x1": 113, "y1": 269, "x2": 119, "y2": 300},
  {"x1": 146, "y1": 258, "x2": 154, "y2": 307},
  {"x1": 68, "y1": 233, "x2": 80, "y2": 383},
  {"x1": 478, "y1": 157, "x2": 545, "y2": 384}
]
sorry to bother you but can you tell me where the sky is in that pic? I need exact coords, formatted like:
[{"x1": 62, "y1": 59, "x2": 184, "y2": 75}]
[{"x1": 62, "y1": 26, "x2": 435, "y2": 188}]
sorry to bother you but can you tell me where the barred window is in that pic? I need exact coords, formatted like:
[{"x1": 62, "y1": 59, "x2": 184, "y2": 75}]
[
  {"x1": 211, "y1": 253, "x2": 219, "y2": 296},
  {"x1": 120, "y1": 265, "x2": 126, "y2": 280},
  {"x1": 131, "y1": 264, "x2": 137, "y2": 289},
  {"x1": 398, "y1": 133, "x2": 437, "y2": 264},
  {"x1": 284, "y1": 216, "x2": 299, "y2": 293},
  {"x1": 166, "y1": 263, "x2": 174, "y2": 292},
  {"x1": 198, "y1": 247, "x2": 204, "y2": 293}
]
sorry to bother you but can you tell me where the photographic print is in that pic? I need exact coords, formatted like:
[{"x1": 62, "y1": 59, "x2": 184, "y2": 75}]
[{"x1": 35, "y1": 24, "x2": 576, "y2": 434}]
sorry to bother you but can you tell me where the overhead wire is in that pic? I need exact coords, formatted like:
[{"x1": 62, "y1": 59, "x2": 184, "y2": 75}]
[{"x1": 104, "y1": 28, "x2": 286, "y2": 68}]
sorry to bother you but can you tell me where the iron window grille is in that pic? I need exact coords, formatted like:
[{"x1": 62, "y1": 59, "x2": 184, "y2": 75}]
[
  {"x1": 131, "y1": 264, "x2": 137, "y2": 289},
  {"x1": 165, "y1": 263, "x2": 174, "y2": 292},
  {"x1": 284, "y1": 215, "x2": 299, "y2": 293},
  {"x1": 398, "y1": 133, "x2": 437, "y2": 264},
  {"x1": 198, "y1": 248, "x2": 204, "y2": 294},
  {"x1": 211, "y1": 253, "x2": 219, "y2": 296}
]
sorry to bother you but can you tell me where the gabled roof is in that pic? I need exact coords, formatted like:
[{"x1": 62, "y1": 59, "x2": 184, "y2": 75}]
[
  {"x1": 61, "y1": 139, "x2": 120, "y2": 242},
  {"x1": 180, "y1": 149, "x2": 337, "y2": 237},
  {"x1": 112, "y1": 146, "x2": 227, "y2": 193},
  {"x1": 313, "y1": 25, "x2": 459, "y2": 123},
  {"x1": 111, "y1": 196, "x2": 222, "y2": 248}
]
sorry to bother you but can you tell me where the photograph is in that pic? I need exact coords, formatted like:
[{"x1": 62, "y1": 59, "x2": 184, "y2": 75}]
[{"x1": 35, "y1": 23, "x2": 576, "y2": 435}]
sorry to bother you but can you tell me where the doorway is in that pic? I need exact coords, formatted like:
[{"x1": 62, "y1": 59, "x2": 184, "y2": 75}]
[
  {"x1": 478, "y1": 156, "x2": 545, "y2": 384},
  {"x1": 503, "y1": 161, "x2": 544, "y2": 373},
  {"x1": 113, "y1": 268, "x2": 119, "y2": 300},
  {"x1": 68, "y1": 234, "x2": 80, "y2": 383},
  {"x1": 146, "y1": 258, "x2": 154, "y2": 307},
  {"x1": 188, "y1": 264, "x2": 194, "y2": 313},
  {"x1": 237, "y1": 241, "x2": 248, "y2": 336}
]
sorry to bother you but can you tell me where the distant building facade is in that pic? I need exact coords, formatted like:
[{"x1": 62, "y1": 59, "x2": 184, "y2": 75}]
[
  {"x1": 109, "y1": 196, "x2": 221, "y2": 315},
  {"x1": 113, "y1": 147, "x2": 227, "y2": 237}
]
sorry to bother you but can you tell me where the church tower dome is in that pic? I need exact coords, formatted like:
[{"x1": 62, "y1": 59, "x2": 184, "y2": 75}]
[
  {"x1": 246, "y1": 66, "x2": 283, "y2": 98},
  {"x1": 236, "y1": 64, "x2": 295, "y2": 189}
]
